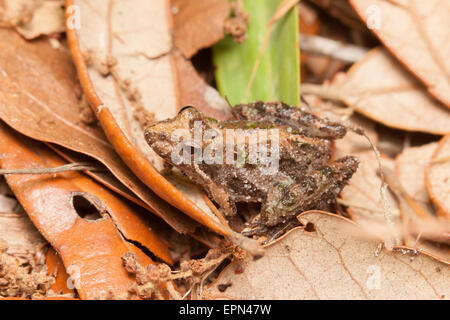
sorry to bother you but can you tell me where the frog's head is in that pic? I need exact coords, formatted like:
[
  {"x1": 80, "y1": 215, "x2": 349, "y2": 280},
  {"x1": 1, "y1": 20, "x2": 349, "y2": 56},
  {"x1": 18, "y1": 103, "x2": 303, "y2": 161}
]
[{"x1": 144, "y1": 106, "x2": 204, "y2": 163}]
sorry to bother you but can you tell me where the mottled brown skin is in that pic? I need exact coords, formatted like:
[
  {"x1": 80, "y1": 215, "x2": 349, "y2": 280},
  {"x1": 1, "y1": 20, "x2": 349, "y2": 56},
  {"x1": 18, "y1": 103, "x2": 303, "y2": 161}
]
[
  {"x1": 232, "y1": 101, "x2": 347, "y2": 139},
  {"x1": 145, "y1": 102, "x2": 358, "y2": 233}
]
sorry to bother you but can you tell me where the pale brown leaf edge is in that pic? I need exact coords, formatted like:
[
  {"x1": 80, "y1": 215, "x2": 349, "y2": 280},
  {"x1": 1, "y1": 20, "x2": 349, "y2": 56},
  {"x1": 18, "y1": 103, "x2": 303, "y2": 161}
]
[
  {"x1": 425, "y1": 135, "x2": 450, "y2": 219},
  {"x1": 206, "y1": 210, "x2": 449, "y2": 299}
]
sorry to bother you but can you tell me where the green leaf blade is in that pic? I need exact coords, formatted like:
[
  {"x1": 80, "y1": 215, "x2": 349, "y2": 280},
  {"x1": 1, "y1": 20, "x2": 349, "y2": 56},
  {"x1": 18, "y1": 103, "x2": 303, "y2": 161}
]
[{"x1": 213, "y1": 0, "x2": 300, "y2": 106}]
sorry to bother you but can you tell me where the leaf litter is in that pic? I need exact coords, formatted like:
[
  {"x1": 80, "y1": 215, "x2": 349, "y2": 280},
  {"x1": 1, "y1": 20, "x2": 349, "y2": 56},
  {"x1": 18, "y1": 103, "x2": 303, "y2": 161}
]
[
  {"x1": 0, "y1": 0, "x2": 449, "y2": 300},
  {"x1": 0, "y1": 212, "x2": 55, "y2": 299},
  {"x1": 205, "y1": 211, "x2": 449, "y2": 300},
  {"x1": 0, "y1": 28, "x2": 197, "y2": 234},
  {"x1": 350, "y1": 0, "x2": 450, "y2": 108}
]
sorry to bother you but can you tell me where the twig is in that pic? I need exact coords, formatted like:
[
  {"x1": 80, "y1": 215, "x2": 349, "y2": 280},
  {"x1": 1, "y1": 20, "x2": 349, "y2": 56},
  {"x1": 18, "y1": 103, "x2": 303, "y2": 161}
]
[
  {"x1": 299, "y1": 34, "x2": 369, "y2": 63},
  {"x1": 0, "y1": 162, "x2": 105, "y2": 175},
  {"x1": 351, "y1": 128, "x2": 400, "y2": 250}
]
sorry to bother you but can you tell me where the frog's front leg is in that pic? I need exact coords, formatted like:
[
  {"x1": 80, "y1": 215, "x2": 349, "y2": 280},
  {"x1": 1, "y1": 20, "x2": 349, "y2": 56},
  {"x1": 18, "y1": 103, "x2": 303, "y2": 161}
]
[{"x1": 206, "y1": 183, "x2": 237, "y2": 217}]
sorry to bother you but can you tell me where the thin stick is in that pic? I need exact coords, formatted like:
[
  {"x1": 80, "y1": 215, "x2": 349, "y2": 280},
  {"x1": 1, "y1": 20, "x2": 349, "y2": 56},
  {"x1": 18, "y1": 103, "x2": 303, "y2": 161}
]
[
  {"x1": 299, "y1": 34, "x2": 369, "y2": 63},
  {"x1": 0, "y1": 162, "x2": 104, "y2": 175},
  {"x1": 349, "y1": 127, "x2": 399, "y2": 249}
]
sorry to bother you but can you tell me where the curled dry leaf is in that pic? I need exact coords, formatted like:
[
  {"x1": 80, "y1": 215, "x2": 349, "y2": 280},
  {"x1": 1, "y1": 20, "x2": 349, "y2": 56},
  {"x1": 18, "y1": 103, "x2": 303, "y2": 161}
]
[
  {"x1": 173, "y1": 50, "x2": 231, "y2": 120},
  {"x1": 0, "y1": 194, "x2": 19, "y2": 214},
  {"x1": 384, "y1": 148, "x2": 449, "y2": 263},
  {"x1": 47, "y1": 143, "x2": 147, "y2": 206},
  {"x1": 172, "y1": 0, "x2": 231, "y2": 59},
  {"x1": 45, "y1": 248, "x2": 75, "y2": 296},
  {"x1": 0, "y1": 122, "x2": 172, "y2": 264},
  {"x1": 66, "y1": 0, "x2": 235, "y2": 237},
  {"x1": 206, "y1": 211, "x2": 449, "y2": 300},
  {"x1": 426, "y1": 135, "x2": 450, "y2": 219},
  {"x1": 0, "y1": 28, "x2": 196, "y2": 234},
  {"x1": 0, "y1": 123, "x2": 167, "y2": 299},
  {"x1": 339, "y1": 48, "x2": 450, "y2": 135},
  {"x1": 395, "y1": 142, "x2": 438, "y2": 206},
  {"x1": 340, "y1": 152, "x2": 401, "y2": 239},
  {"x1": 350, "y1": 0, "x2": 450, "y2": 108},
  {"x1": 0, "y1": 0, "x2": 65, "y2": 39},
  {"x1": 0, "y1": 212, "x2": 45, "y2": 256}
]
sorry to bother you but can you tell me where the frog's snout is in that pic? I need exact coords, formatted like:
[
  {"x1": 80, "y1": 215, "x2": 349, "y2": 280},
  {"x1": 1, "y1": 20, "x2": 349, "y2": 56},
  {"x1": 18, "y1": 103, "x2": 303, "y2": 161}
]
[{"x1": 144, "y1": 122, "x2": 169, "y2": 146}]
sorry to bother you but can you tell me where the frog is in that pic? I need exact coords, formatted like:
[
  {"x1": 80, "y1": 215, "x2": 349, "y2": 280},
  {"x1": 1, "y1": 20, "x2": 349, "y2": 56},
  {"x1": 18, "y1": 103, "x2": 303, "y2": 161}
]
[{"x1": 144, "y1": 101, "x2": 358, "y2": 235}]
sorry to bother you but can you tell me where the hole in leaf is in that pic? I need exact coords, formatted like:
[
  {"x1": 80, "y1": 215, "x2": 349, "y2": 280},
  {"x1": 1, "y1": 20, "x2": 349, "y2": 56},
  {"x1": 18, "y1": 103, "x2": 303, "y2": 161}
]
[
  {"x1": 304, "y1": 222, "x2": 316, "y2": 233},
  {"x1": 72, "y1": 195, "x2": 103, "y2": 221},
  {"x1": 217, "y1": 282, "x2": 232, "y2": 292}
]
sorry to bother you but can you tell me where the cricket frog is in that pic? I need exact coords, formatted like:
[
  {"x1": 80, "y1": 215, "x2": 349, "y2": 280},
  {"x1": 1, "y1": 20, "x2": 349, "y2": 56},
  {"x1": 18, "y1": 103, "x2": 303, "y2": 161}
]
[{"x1": 145, "y1": 101, "x2": 358, "y2": 235}]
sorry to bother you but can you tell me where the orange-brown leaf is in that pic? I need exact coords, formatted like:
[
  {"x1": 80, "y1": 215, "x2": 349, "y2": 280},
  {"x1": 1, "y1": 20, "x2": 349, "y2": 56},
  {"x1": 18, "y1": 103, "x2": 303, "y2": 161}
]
[
  {"x1": 0, "y1": 123, "x2": 167, "y2": 299},
  {"x1": 426, "y1": 135, "x2": 450, "y2": 219},
  {"x1": 172, "y1": 0, "x2": 230, "y2": 58}
]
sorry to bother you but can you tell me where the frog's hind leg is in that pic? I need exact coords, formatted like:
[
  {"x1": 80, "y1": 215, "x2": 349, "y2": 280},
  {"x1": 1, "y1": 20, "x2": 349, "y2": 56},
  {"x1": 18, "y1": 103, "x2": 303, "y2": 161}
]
[
  {"x1": 261, "y1": 156, "x2": 359, "y2": 227},
  {"x1": 234, "y1": 101, "x2": 347, "y2": 140}
]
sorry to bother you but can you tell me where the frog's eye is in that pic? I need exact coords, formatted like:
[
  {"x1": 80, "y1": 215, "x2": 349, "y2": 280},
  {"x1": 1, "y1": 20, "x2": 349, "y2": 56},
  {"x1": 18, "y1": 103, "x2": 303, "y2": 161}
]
[{"x1": 178, "y1": 105, "x2": 196, "y2": 115}]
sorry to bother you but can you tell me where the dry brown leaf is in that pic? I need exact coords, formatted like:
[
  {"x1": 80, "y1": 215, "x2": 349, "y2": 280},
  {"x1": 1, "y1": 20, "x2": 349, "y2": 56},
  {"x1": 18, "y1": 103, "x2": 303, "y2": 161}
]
[
  {"x1": 173, "y1": 50, "x2": 231, "y2": 120},
  {"x1": 395, "y1": 142, "x2": 438, "y2": 205},
  {"x1": 0, "y1": 212, "x2": 45, "y2": 255},
  {"x1": 308, "y1": 0, "x2": 365, "y2": 29},
  {"x1": 0, "y1": 0, "x2": 65, "y2": 39},
  {"x1": 206, "y1": 211, "x2": 449, "y2": 299},
  {"x1": 0, "y1": 28, "x2": 197, "y2": 234},
  {"x1": 45, "y1": 248, "x2": 75, "y2": 296},
  {"x1": 426, "y1": 135, "x2": 450, "y2": 219},
  {"x1": 0, "y1": 194, "x2": 18, "y2": 213},
  {"x1": 0, "y1": 123, "x2": 157, "y2": 299},
  {"x1": 172, "y1": 0, "x2": 230, "y2": 58},
  {"x1": 72, "y1": 0, "x2": 177, "y2": 167},
  {"x1": 339, "y1": 48, "x2": 450, "y2": 135},
  {"x1": 340, "y1": 152, "x2": 401, "y2": 235},
  {"x1": 388, "y1": 145, "x2": 449, "y2": 262},
  {"x1": 0, "y1": 211, "x2": 56, "y2": 299},
  {"x1": 0, "y1": 122, "x2": 173, "y2": 264},
  {"x1": 47, "y1": 143, "x2": 147, "y2": 207},
  {"x1": 350, "y1": 0, "x2": 450, "y2": 108}
]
